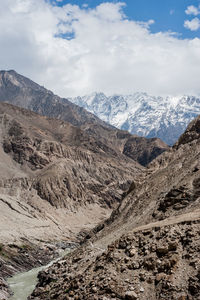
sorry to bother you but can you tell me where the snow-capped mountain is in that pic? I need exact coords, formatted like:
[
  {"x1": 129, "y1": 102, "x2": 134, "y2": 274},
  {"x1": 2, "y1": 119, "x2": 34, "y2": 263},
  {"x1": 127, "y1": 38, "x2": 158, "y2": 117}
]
[{"x1": 69, "y1": 92, "x2": 200, "y2": 145}]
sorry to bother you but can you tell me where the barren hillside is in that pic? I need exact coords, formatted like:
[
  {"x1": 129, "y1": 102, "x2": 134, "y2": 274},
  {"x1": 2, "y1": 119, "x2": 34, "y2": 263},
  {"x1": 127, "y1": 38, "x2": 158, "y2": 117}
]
[
  {"x1": 0, "y1": 102, "x2": 145, "y2": 245},
  {"x1": 0, "y1": 70, "x2": 169, "y2": 167},
  {"x1": 30, "y1": 114, "x2": 200, "y2": 300}
]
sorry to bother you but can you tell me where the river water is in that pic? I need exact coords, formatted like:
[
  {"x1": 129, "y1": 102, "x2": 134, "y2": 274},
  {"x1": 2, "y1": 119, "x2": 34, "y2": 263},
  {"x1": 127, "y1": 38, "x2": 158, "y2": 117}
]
[{"x1": 7, "y1": 249, "x2": 70, "y2": 300}]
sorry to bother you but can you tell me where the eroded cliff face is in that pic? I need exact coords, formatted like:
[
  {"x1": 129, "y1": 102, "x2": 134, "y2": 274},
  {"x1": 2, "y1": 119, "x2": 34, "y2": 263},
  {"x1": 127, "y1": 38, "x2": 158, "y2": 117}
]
[
  {"x1": 0, "y1": 102, "x2": 145, "y2": 245},
  {"x1": 30, "y1": 115, "x2": 200, "y2": 299},
  {"x1": 0, "y1": 101, "x2": 145, "y2": 299}
]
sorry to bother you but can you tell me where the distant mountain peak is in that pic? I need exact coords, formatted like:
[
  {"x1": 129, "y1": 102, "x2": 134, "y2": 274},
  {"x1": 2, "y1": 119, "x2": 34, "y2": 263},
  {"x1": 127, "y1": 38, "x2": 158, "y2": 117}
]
[{"x1": 70, "y1": 92, "x2": 200, "y2": 145}]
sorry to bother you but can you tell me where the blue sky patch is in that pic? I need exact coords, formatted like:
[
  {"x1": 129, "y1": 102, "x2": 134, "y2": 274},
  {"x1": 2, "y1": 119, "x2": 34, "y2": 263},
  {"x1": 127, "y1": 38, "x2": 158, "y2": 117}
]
[{"x1": 49, "y1": 0, "x2": 200, "y2": 39}]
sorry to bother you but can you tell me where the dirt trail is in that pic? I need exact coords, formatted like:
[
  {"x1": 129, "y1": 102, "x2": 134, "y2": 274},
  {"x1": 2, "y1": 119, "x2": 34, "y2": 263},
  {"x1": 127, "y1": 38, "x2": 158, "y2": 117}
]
[{"x1": 132, "y1": 209, "x2": 200, "y2": 232}]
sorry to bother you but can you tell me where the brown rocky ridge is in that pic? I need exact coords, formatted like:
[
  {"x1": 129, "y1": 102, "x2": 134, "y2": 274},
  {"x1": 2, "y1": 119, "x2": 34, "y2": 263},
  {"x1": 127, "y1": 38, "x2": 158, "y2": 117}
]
[
  {"x1": 29, "y1": 115, "x2": 200, "y2": 299},
  {"x1": 0, "y1": 70, "x2": 169, "y2": 167}
]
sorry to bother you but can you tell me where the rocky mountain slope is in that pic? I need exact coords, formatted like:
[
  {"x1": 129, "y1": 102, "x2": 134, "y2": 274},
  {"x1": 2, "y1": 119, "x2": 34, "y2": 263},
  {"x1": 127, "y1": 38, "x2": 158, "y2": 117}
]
[
  {"x1": 0, "y1": 70, "x2": 108, "y2": 129},
  {"x1": 0, "y1": 101, "x2": 150, "y2": 300},
  {"x1": 70, "y1": 92, "x2": 200, "y2": 145},
  {"x1": 0, "y1": 70, "x2": 169, "y2": 299},
  {"x1": 0, "y1": 70, "x2": 169, "y2": 166},
  {"x1": 30, "y1": 114, "x2": 200, "y2": 299},
  {"x1": 0, "y1": 102, "x2": 145, "y2": 245}
]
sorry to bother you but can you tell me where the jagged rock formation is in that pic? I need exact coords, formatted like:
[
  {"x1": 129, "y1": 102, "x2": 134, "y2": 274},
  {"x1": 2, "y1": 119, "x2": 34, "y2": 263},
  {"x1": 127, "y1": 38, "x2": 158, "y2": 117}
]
[
  {"x1": 0, "y1": 102, "x2": 145, "y2": 244},
  {"x1": 174, "y1": 115, "x2": 200, "y2": 148},
  {"x1": 0, "y1": 70, "x2": 169, "y2": 167},
  {"x1": 70, "y1": 92, "x2": 200, "y2": 145},
  {"x1": 30, "y1": 115, "x2": 200, "y2": 299},
  {"x1": 0, "y1": 243, "x2": 57, "y2": 279}
]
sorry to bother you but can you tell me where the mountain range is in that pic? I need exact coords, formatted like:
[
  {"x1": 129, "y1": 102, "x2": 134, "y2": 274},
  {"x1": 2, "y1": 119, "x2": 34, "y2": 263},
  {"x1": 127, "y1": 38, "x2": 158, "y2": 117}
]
[
  {"x1": 70, "y1": 92, "x2": 200, "y2": 145},
  {"x1": 2, "y1": 69, "x2": 200, "y2": 300},
  {"x1": 0, "y1": 71, "x2": 172, "y2": 298},
  {"x1": 0, "y1": 70, "x2": 168, "y2": 166},
  {"x1": 0, "y1": 70, "x2": 170, "y2": 249}
]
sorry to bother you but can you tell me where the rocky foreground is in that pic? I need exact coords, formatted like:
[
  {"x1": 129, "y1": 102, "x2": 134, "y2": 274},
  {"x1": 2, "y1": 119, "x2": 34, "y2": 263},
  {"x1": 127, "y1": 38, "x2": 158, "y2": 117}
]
[
  {"x1": 30, "y1": 218, "x2": 200, "y2": 300},
  {"x1": 29, "y1": 115, "x2": 200, "y2": 299}
]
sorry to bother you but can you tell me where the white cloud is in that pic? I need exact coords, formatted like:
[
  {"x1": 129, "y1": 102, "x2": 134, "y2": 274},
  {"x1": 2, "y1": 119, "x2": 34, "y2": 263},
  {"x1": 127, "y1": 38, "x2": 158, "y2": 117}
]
[
  {"x1": 184, "y1": 17, "x2": 200, "y2": 31},
  {"x1": 185, "y1": 5, "x2": 200, "y2": 16},
  {"x1": 1, "y1": 0, "x2": 200, "y2": 97}
]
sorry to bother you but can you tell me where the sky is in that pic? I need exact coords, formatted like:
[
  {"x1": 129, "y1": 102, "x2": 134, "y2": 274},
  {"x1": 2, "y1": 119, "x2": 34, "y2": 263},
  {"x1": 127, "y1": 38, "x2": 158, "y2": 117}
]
[{"x1": 1, "y1": 0, "x2": 200, "y2": 97}]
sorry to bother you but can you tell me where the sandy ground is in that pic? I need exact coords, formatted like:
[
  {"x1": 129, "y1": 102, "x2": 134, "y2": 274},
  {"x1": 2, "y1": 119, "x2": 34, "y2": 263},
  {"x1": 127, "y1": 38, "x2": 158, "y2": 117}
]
[{"x1": 0, "y1": 190, "x2": 111, "y2": 244}]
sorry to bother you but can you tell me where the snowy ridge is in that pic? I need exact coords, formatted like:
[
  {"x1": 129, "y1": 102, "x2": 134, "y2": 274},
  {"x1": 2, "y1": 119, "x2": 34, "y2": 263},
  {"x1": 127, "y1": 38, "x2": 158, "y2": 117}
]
[{"x1": 69, "y1": 92, "x2": 200, "y2": 145}]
